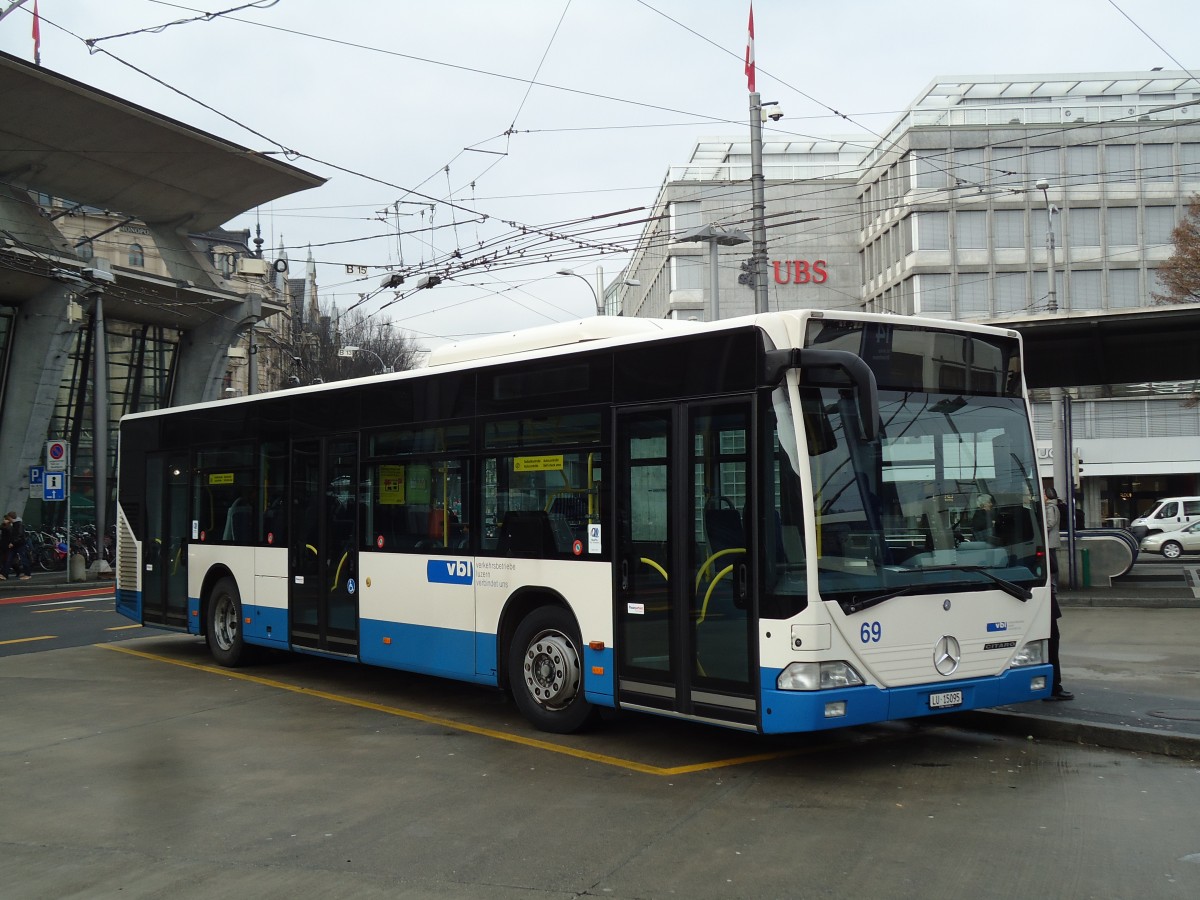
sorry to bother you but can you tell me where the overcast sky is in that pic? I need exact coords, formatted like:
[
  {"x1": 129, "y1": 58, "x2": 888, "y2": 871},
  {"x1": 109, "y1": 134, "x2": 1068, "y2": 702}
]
[{"x1": 4, "y1": 0, "x2": 1199, "y2": 350}]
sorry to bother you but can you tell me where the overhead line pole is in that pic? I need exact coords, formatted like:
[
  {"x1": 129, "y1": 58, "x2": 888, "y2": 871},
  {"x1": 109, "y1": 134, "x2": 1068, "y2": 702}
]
[{"x1": 749, "y1": 92, "x2": 769, "y2": 314}]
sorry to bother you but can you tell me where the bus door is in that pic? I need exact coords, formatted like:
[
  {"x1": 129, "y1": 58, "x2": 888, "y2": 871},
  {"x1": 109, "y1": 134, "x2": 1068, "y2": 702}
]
[
  {"x1": 615, "y1": 400, "x2": 757, "y2": 728},
  {"x1": 141, "y1": 451, "x2": 189, "y2": 628},
  {"x1": 289, "y1": 435, "x2": 359, "y2": 656}
]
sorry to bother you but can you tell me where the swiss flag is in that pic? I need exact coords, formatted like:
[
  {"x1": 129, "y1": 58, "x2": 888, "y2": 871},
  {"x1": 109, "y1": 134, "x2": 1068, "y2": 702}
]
[
  {"x1": 32, "y1": 0, "x2": 42, "y2": 65},
  {"x1": 744, "y1": 3, "x2": 755, "y2": 93}
]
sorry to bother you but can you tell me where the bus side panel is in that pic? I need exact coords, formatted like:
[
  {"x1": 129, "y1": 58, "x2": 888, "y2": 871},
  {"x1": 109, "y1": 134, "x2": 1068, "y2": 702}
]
[
  {"x1": 246, "y1": 546, "x2": 288, "y2": 649},
  {"x1": 473, "y1": 558, "x2": 616, "y2": 705},
  {"x1": 188, "y1": 544, "x2": 257, "y2": 636},
  {"x1": 115, "y1": 502, "x2": 141, "y2": 623},
  {"x1": 358, "y1": 552, "x2": 480, "y2": 680}
]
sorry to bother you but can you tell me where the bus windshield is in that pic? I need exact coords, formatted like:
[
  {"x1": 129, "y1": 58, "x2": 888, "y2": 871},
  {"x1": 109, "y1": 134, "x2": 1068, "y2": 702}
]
[{"x1": 778, "y1": 319, "x2": 1046, "y2": 613}]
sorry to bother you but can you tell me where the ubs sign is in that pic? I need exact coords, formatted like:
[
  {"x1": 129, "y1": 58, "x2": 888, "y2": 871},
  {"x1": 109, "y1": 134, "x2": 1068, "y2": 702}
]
[{"x1": 772, "y1": 259, "x2": 827, "y2": 284}]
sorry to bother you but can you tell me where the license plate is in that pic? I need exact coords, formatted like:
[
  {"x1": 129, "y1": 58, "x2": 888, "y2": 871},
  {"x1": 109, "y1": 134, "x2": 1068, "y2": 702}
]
[{"x1": 929, "y1": 690, "x2": 963, "y2": 709}]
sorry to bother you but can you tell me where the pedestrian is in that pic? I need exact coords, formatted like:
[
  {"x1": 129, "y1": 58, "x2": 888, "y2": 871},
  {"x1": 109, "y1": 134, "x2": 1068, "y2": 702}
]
[
  {"x1": 1, "y1": 510, "x2": 33, "y2": 581},
  {"x1": 0, "y1": 512, "x2": 11, "y2": 580},
  {"x1": 1043, "y1": 486, "x2": 1073, "y2": 701}
]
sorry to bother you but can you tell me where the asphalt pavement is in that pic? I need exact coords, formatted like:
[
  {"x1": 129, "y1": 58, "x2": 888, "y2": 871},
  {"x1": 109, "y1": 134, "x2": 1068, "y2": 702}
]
[{"x1": 3, "y1": 567, "x2": 1198, "y2": 760}]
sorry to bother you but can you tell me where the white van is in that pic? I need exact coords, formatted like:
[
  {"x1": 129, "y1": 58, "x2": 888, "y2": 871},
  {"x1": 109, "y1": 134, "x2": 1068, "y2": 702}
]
[{"x1": 1129, "y1": 497, "x2": 1200, "y2": 539}]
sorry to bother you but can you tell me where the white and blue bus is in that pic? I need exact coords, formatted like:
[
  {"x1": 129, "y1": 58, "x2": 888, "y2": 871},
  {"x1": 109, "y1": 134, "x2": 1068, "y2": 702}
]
[{"x1": 115, "y1": 310, "x2": 1053, "y2": 734}]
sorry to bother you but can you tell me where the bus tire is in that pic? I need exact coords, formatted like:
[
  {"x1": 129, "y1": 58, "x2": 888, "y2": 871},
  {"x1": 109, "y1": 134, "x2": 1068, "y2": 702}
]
[
  {"x1": 508, "y1": 606, "x2": 594, "y2": 734},
  {"x1": 206, "y1": 576, "x2": 252, "y2": 667}
]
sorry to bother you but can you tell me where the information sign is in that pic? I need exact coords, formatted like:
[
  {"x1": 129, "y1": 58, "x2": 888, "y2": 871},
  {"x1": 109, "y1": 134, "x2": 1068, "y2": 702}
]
[{"x1": 44, "y1": 472, "x2": 67, "y2": 502}]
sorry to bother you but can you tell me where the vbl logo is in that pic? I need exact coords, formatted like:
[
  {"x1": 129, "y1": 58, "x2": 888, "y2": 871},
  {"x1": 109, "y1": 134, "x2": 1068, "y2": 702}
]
[{"x1": 427, "y1": 559, "x2": 473, "y2": 585}]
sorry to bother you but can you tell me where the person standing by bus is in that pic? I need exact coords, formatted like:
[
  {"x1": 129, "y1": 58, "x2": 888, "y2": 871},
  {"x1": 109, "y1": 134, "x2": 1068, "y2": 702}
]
[{"x1": 1043, "y1": 486, "x2": 1073, "y2": 701}]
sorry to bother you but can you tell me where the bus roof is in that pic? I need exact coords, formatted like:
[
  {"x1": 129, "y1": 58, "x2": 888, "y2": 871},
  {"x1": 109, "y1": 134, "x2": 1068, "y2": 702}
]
[{"x1": 427, "y1": 317, "x2": 701, "y2": 367}]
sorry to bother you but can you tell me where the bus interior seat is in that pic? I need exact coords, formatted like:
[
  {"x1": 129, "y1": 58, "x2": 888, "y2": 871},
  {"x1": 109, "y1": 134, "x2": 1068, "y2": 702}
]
[
  {"x1": 498, "y1": 510, "x2": 557, "y2": 557},
  {"x1": 704, "y1": 502, "x2": 743, "y2": 553},
  {"x1": 548, "y1": 495, "x2": 586, "y2": 520}
]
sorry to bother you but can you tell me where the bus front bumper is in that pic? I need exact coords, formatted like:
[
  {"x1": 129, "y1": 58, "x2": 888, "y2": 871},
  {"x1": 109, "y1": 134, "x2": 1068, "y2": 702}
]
[{"x1": 759, "y1": 664, "x2": 1053, "y2": 733}]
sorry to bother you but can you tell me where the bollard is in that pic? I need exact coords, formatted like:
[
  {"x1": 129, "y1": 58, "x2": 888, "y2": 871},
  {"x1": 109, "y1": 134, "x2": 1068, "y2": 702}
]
[{"x1": 68, "y1": 552, "x2": 87, "y2": 582}]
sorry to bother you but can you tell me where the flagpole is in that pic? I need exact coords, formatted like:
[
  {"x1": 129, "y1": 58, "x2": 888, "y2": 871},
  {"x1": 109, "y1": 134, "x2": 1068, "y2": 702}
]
[
  {"x1": 749, "y1": 92, "x2": 768, "y2": 315},
  {"x1": 744, "y1": 4, "x2": 768, "y2": 314}
]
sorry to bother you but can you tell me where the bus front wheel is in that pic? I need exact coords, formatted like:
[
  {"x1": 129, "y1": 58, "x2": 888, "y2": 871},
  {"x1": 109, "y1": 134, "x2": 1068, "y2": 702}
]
[
  {"x1": 206, "y1": 577, "x2": 251, "y2": 667},
  {"x1": 509, "y1": 606, "x2": 594, "y2": 734}
]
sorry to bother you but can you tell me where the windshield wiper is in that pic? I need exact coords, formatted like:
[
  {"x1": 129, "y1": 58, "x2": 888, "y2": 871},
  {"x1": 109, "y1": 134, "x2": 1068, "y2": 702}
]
[
  {"x1": 842, "y1": 585, "x2": 920, "y2": 615},
  {"x1": 901, "y1": 564, "x2": 1032, "y2": 601}
]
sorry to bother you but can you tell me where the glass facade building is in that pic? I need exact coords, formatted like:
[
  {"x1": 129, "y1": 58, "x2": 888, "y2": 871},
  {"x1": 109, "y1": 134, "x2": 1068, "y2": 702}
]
[{"x1": 623, "y1": 72, "x2": 1200, "y2": 525}]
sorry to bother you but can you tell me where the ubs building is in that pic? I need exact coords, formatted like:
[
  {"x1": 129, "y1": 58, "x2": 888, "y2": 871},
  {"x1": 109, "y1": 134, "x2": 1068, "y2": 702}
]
[{"x1": 621, "y1": 72, "x2": 1200, "y2": 526}]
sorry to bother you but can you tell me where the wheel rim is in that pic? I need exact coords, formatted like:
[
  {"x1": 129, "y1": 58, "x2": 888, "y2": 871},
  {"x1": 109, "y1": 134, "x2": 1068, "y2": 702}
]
[
  {"x1": 212, "y1": 593, "x2": 238, "y2": 651},
  {"x1": 1163, "y1": 542, "x2": 1181, "y2": 559},
  {"x1": 521, "y1": 630, "x2": 581, "y2": 711}
]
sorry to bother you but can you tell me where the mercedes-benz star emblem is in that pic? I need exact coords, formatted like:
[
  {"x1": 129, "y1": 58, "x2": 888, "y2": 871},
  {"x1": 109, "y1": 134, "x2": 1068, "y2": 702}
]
[{"x1": 933, "y1": 635, "x2": 961, "y2": 676}]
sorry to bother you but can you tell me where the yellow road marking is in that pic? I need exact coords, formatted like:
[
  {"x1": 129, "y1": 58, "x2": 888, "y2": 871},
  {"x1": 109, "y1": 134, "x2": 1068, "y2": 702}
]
[
  {"x1": 98, "y1": 643, "x2": 807, "y2": 776},
  {"x1": 32, "y1": 606, "x2": 84, "y2": 614},
  {"x1": 105, "y1": 624, "x2": 143, "y2": 631},
  {"x1": 1, "y1": 635, "x2": 57, "y2": 646}
]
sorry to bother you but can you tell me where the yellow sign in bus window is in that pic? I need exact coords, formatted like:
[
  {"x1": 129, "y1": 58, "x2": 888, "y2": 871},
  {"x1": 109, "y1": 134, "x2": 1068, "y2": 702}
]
[
  {"x1": 379, "y1": 465, "x2": 405, "y2": 504},
  {"x1": 208, "y1": 473, "x2": 235, "y2": 485},
  {"x1": 514, "y1": 455, "x2": 564, "y2": 472}
]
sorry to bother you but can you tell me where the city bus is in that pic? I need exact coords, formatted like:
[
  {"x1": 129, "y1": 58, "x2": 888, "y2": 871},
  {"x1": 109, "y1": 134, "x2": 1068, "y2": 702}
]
[{"x1": 115, "y1": 310, "x2": 1054, "y2": 735}]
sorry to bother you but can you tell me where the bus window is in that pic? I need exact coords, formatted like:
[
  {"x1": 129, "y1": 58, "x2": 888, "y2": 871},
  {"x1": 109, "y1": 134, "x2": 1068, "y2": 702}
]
[
  {"x1": 481, "y1": 450, "x2": 602, "y2": 557},
  {"x1": 480, "y1": 412, "x2": 604, "y2": 558},
  {"x1": 193, "y1": 444, "x2": 255, "y2": 544},
  {"x1": 260, "y1": 441, "x2": 289, "y2": 545},
  {"x1": 364, "y1": 424, "x2": 471, "y2": 553}
]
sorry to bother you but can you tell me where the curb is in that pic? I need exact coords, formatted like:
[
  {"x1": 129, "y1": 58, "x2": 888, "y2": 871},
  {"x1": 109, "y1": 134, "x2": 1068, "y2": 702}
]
[
  {"x1": 1059, "y1": 594, "x2": 1200, "y2": 609},
  {"x1": 953, "y1": 708, "x2": 1200, "y2": 760}
]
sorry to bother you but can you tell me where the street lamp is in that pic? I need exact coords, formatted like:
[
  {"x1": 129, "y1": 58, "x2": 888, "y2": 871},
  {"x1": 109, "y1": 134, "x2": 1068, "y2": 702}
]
[
  {"x1": 677, "y1": 223, "x2": 751, "y2": 321},
  {"x1": 338, "y1": 345, "x2": 391, "y2": 373},
  {"x1": 556, "y1": 268, "x2": 640, "y2": 316},
  {"x1": 1035, "y1": 178, "x2": 1058, "y2": 314}
]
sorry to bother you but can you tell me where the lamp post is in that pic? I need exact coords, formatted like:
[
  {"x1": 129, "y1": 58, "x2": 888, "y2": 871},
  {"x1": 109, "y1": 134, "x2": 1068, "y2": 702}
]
[
  {"x1": 1036, "y1": 178, "x2": 1078, "y2": 586},
  {"x1": 677, "y1": 224, "x2": 751, "y2": 321},
  {"x1": 556, "y1": 268, "x2": 640, "y2": 316},
  {"x1": 338, "y1": 345, "x2": 391, "y2": 373},
  {"x1": 1036, "y1": 179, "x2": 1058, "y2": 314}
]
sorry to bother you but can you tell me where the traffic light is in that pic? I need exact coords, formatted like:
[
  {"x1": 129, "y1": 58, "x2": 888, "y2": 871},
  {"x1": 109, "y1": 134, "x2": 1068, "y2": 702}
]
[{"x1": 1072, "y1": 449, "x2": 1084, "y2": 488}]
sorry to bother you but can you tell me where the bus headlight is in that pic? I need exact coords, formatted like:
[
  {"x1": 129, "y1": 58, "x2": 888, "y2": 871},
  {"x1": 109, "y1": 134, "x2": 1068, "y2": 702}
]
[
  {"x1": 777, "y1": 661, "x2": 865, "y2": 691},
  {"x1": 1008, "y1": 640, "x2": 1047, "y2": 668}
]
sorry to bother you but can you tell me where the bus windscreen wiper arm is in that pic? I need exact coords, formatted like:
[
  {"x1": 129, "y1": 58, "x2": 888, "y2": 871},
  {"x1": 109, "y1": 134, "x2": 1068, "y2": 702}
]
[
  {"x1": 842, "y1": 585, "x2": 919, "y2": 615},
  {"x1": 904, "y1": 564, "x2": 1032, "y2": 601}
]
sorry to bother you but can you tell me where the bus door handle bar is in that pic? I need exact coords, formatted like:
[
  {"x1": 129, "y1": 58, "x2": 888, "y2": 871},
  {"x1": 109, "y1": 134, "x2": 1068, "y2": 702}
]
[
  {"x1": 763, "y1": 348, "x2": 879, "y2": 442},
  {"x1": 736, "y1": 562, "x2": 748, "y2": 603},
  {"x1": 620, "y1": 558, "x2": 629, "y2": 590}
]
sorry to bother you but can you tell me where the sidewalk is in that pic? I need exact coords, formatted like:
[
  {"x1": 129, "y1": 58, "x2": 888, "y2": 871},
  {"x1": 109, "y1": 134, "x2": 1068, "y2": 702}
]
[
  {"x1": 961, "y1": 595, "x2": 1200, "y2": 759},
  {"x1": 3, "y1": 572, "x2": 1198, "y2": 759}
]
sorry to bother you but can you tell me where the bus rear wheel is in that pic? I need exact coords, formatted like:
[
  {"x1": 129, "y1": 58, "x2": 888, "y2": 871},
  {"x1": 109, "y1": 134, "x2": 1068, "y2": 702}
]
[
  {"x1": 509, "y1": 606, "x2": 594, "y2": 734},
  {"x1": 206, "y1": 576, "x2": 251, "y2": 667}
]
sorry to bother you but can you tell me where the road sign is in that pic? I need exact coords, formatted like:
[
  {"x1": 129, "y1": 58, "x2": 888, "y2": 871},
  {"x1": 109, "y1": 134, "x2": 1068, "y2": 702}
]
[
  {"x1": 46, "y1": 440, "x2": 68, "y2": 472},
  {"x1": 29, "y1": 466, "x2": 44, "y2": 500},
  {"x1": 44, "y1": 472, "x2": 66, "y2": 502}
]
